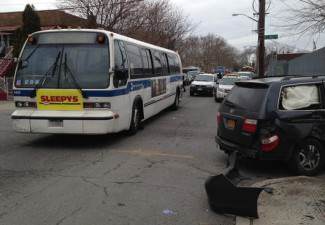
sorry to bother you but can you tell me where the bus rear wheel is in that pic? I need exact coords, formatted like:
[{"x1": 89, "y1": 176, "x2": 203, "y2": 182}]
[
  {"x1": 128, "y1": 103, "x2": 142, "y2": 135},
  {"x1": 171, "y1": 90, "x2": 180, "y2": 110}
]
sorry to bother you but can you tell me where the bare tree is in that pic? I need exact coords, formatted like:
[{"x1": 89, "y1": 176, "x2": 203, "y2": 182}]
[
  {"x1": 58, "y1": 0, "x2": 145, "y2": 32},
  {"x1": 179, "y1": 34, "x2": 240, "y2": 72},
  {"x1": 126, "y1": 0, "x2": 193, "y2": 49},
  {"x1": 279, "y1": 0, "x2": 325, "y2": 34},
  {"x1": 238, "y1": 46, "x2": 256, "y2": 67},
  {"x1": 58, "y1": 0, "x2": 192, "y2": 49}
]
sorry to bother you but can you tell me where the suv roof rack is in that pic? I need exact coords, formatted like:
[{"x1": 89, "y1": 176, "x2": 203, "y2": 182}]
[
  {"x1": 283, "y1": 75, "x2": 325, "y2": 80},
  {"x1": 263, "y1": 75, "x2": 325, "y2": 81}
]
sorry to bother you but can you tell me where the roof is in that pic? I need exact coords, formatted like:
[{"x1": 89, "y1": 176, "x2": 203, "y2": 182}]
[
  {"x1": 0, "y1": 10, "x2": 87, "y2": 32},
  {"x1": 288, "y1": 47, "x2": 325, "y2": 76},
  {"x1": 276, "y1": 53, "x2": 306, "y2": 61}
]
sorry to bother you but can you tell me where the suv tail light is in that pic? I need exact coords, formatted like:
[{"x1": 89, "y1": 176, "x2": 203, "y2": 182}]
[
  {"x1": 242, "y1": 119, "x2": 257, "y2": 133},
  {"x1": 217, "y1": 112, "x2": 222, "y2": 125},
  {"x1": 261, "y1": 135, "x2": 280, "y2": 152}
]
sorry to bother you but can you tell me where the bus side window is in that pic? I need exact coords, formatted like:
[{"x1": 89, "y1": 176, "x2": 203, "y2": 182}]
[
  {"x1": 164, "y1": 53, "x2": 171, "y2": 75},
  {"x1": 140, "y1": 49, "x2": 154, "y2": 77},
  {"x1": 174, "y1": 56, "x2": 181, "y2": 74},
  {"x1": 153, "y1": 51, "x2": 162, "y2": 76},
  {"x1": 160, "y1": 53, "x2": 169, "y2": 76},
  {"x1": 114, "y1": 40, "x2": 129, "y2": 88},
  {"x1": 126, "y1": 43, "x2": 143, "y2": 78},
  {"x1": 167, "y1": 54, "x2": 175, "y2": 74}
]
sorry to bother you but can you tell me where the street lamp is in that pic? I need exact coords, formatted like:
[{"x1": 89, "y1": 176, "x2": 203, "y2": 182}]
[
  {"x1": 232, "y1": 13, "x2": 258, "y2": 23},
  {"x1": 232, "y1": 7, "x2": 266, "y2": 78}
]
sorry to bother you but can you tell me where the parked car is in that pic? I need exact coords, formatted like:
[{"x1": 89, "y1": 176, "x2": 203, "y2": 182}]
[
  {"x1": 190, "y1": 74, "x2": 217, "y2": 96},
  {"x1": 187, "y1": 70, "x2": 201, "y2": 83},
  {"x1": 214, "y1": 75, "x2": 248, "y2": 102},
  {"x1": 216, "y1": 76, "x2": 325, "y2": 175},
  {"x1": 238, "y1": 71, "x2": 256, "y2": 79}
]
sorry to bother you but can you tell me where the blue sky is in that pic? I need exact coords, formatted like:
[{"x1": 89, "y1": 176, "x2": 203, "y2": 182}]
[{"x1": 1, "y1": 0, "x2": 324, "y2": 51}]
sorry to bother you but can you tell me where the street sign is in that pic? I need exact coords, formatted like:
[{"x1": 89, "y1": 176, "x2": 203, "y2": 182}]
[{"x1": 265, "y1": 34, "x2": 279, "y2": 40}]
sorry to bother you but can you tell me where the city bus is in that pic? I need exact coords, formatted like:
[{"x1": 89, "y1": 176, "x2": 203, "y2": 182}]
[{"x1": 11, "y1": 29, "x2": 183, "y2": 134}]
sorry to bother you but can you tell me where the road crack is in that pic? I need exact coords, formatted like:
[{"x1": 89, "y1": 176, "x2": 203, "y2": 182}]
[
  {"x1": 103, "y1": 161, "x2": 125, "y2": 176},
  {"x1": 81, "y1": 177, "x2": 109, "y2": 199},
  {"x1": 55, "y1": 206, "x2": 82, "y2": 225}
]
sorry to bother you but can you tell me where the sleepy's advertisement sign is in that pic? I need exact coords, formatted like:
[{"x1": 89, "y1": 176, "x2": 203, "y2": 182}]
[{"x1": 36, "y1": 89, "x2": 83, "y2": 111}]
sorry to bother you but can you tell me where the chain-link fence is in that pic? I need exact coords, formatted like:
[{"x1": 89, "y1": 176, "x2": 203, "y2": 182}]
[
  {"x1": 0, "y1": 77, "x2": 13, "y2": 100},
  {"x1": 5, "y1": 77, "x2": 13, "y2": 100}
]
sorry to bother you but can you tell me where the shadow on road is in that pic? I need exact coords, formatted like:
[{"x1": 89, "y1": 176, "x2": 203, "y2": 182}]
[
  {"x1": 24, "y1": 133, "x2": 128, "y2": 150},
  {"x1": 23, "y1": 108, "x2": 177, "y2": 151},
  {"x1": 233, "y1": 158, "x2": 325, "y2": 181}
]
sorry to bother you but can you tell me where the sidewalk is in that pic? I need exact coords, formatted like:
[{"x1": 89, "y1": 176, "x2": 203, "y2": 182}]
[
  {"x1": 0, "y1": 100, "x2": 14, "y2": 110},
  {"x1": 236, "y1": 176, "x2": 325, "y2": 225}
]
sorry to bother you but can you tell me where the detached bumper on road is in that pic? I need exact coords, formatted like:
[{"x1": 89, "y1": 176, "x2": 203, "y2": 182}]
[
  {"x1": 11, "y1": 109, "x2": 118, "y2": 134},
  {"x1": 215, "y1": 135, "x2": 258, "y2": 158}
]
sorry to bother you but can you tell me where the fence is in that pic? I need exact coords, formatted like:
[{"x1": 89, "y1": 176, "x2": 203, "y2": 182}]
[
  {"x1": 0, "y1": 77, "x2": 13, "y2": 100},
  {"x1": 6, "y1": 77, "x2": 13, "y2": 100}
]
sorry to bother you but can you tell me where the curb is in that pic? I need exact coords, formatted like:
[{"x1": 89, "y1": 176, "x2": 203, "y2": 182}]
[{"x1": 235, "y1": 176, "x2": 325, "y2": 225}]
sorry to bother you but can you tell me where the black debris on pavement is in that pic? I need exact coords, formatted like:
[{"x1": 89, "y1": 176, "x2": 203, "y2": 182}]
[{"x1": 205, "y1": 174, "x2": 263, "y2": 218}]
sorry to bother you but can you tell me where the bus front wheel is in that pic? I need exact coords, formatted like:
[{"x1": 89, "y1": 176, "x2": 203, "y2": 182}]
[{"x1": 128, "y1": 102, "x2": 143, "y2": 135}]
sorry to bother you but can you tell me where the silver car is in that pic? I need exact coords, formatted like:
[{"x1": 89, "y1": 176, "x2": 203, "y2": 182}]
[{"x1": 214, "y1": 76, "x2": 249, "y2": 102}]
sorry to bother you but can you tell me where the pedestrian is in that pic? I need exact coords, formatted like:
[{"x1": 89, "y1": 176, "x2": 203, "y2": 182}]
[{"x1": 182, "y1": 74, "x2": 186, "y2": 92}]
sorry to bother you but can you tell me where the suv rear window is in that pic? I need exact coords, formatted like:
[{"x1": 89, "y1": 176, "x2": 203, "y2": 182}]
[{"x1": 225, "y1": 85, "x2": 268, "y2": 112}]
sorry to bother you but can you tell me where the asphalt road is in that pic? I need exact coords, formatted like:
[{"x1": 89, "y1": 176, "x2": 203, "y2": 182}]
[
  {"x1": 0, "y1": 92, "x2": 323, "y2": 225},
  {"x1": 0, "y1": 93, "x2": 234, "y2": 225}
]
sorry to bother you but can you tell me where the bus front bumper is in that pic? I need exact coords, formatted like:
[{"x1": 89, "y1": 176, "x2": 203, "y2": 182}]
[{"x1": 11, "y1": 110, "x2": 119, "y2": 134}]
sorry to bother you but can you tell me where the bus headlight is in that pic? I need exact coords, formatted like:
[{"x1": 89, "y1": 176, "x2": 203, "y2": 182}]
[
  {"x1": 84, "y1": 102, "x2": 111, "y2": 109},
  {"x1": 15, "y1": 101, "x2": 36, "y2": 108}
]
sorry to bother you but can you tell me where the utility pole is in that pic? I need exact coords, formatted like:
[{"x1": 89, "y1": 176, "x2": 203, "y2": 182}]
[{"x1": 257, "y1": 0, "x2": 266, "y2": 78}]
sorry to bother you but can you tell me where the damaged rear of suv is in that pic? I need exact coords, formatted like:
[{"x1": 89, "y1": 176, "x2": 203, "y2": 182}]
[{"x1": 216, "y1": 76, "x2": 325, "y2": 175}]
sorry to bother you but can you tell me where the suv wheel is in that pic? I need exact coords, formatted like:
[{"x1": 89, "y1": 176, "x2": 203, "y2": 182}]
[{"x1": 290, "y1": 138, "x2": 325, "y2": 176}]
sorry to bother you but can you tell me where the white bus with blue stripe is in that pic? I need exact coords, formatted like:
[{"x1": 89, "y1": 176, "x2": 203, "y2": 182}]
[{"x1": 11, "y1": 29, "x2": 183, "y2": 134}]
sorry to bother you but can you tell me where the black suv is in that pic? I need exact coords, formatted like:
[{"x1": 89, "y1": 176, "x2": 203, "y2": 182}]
[{"x1": 216, "y1": 76, "x2": 325, "y2": 175}]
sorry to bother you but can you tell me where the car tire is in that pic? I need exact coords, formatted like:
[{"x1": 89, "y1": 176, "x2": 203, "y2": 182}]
[
  {"x1": 128, "y1": 102, "x2": 142, "y2": 135},
  {"x1": 289, "y1": 138, "x2": 325, "y2": 176},
  {"x1": 190, "y1": 91, "x2": 194, "y2": 96},
  {"x1": 171, "y1": 90, "x2": 180, "y2": 110}
]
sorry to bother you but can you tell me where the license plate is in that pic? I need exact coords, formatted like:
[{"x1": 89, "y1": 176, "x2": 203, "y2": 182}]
[
  {"x1": 48, "y1": 120, "x2": 63, "y2": 127},
  {"x1": 226, "y1": 119, "x2": 236, "y2": 129},
  {"x1": 198, "y1": 88, "x2": 202, "y2": 91}
]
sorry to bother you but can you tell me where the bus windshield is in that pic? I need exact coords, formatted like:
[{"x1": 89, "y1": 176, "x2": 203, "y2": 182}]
[{"x1": 15, "y1": 44, "x2": 110, "y2": 89}]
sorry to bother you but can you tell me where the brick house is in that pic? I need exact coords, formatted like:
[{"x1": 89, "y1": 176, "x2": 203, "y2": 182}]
[
  {"x1": 0, "y1": 10, "x2": 88, "y2": 100},
  {"x1": 0, "y1": 9, "x2": 88, "y2": 51}
]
